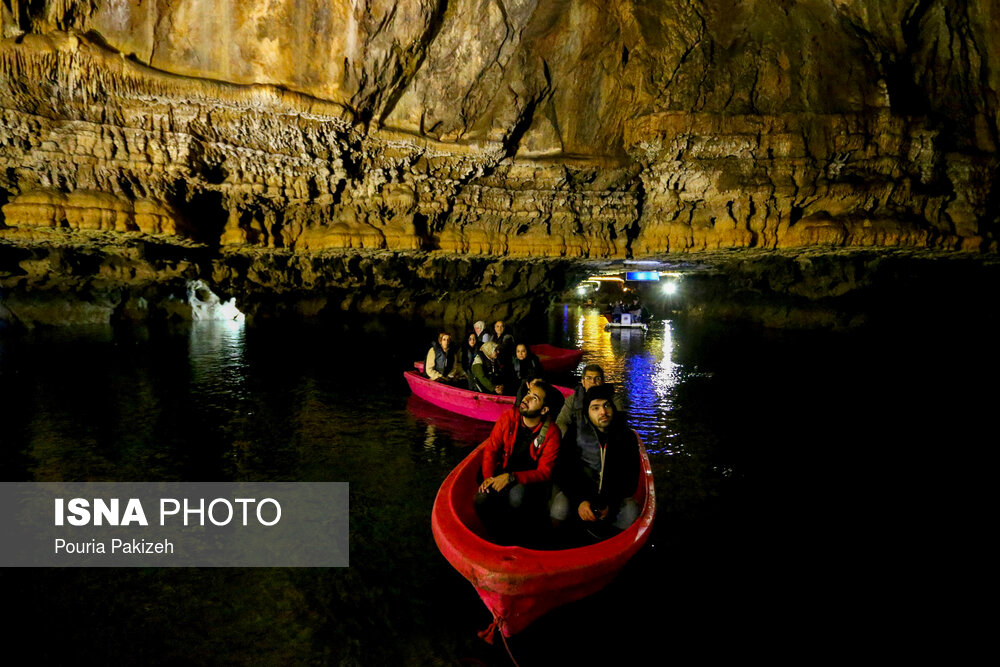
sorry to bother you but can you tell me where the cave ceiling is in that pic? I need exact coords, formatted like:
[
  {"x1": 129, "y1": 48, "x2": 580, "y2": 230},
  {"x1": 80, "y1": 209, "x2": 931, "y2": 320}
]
[{"x1": 0, "y1": 1, "x2": 998, "y2": 326}]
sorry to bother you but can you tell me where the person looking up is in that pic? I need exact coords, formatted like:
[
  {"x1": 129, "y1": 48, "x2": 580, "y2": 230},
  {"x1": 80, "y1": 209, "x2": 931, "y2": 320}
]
[
  {"x1": 476, "y1": 378, "x2": 564, "y2": 544},
  {"x1": 550, "y1": 383, "x2": 640, "y2": 538}
]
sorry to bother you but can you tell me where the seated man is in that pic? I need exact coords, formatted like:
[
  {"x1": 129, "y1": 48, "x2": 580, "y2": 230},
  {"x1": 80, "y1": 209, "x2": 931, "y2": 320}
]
[
  {"x1": 550, "y1": 383, "x2": 640, "y2": 540},
  {"x1": 475, "y1": 378, "x2": 564, "y2": 544},
  {"x1": 555, "y1": 364, "x2": 620, "y2": 436}
]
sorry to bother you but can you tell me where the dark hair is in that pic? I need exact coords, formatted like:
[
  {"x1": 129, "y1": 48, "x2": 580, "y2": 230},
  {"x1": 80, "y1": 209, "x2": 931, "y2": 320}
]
[
  {"x1": 529, "y1": 378, "x2": 565, "y2": 418},
  {"x1": 583, "y1": 383, "x2": 615, "y2": 412},
  {"x1": 582, "y1": 363, "x2": 605, "y2": 380}
]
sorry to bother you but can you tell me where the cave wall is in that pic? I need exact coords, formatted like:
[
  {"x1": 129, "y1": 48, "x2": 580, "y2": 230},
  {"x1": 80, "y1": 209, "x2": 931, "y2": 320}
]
[{"x1": 0, "y1": 0, "x2": 995, "y2": 257}]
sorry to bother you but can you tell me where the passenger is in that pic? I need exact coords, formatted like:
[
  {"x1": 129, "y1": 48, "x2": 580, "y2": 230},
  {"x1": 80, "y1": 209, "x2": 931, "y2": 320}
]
[
  {"x1": 460, "y1": 331, "x2": 480, "y2": 379},
  {"x1": 476, "y1": 378, "x2": 565, "y2": 545},
  {"x1": 495, "y1": 333, "x2": 517, "y2": 394},
  {"x1": 424, "y1": 332, "x2": 464, "y2": 384},
  {"x1": 511, "y1": 342, "x2": 544, "y2": 387},
  {"x1": 473, "y1": 320, "x2": 491, "y2": 345},
  {"x1": 550, "y1": 383, "x2": 640, "y2": 538},
  {"x1": 469, "y1": 340, "x2": 505, "y2": 395},
  {"x1": 492, "y1": 320, "x2": 507, "y2": 342},
  {"x1": 555, "y1": 364, "x2": 620, "y2": 436}
]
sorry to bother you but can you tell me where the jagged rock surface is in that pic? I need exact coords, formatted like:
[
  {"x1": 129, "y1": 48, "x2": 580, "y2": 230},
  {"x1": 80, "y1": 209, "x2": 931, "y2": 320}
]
[
  {"x1": 0, "y1": 233, "x2": 585, "y2": 327},
  {"x1": 1, "y1": 1, "x2": 996, "y2": 257},
  {"x1": 0, "y1": 2, "x2": 998, "y2": 327}
]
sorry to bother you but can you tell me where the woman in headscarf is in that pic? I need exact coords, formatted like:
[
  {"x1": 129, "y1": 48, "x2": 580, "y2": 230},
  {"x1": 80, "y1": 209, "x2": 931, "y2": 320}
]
[{"x1": 469, "y1": 340, "x2": 505, "y2": 394}]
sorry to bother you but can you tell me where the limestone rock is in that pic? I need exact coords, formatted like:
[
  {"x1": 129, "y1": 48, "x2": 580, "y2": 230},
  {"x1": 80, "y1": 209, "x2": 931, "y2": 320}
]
[
  {"x1": 0, "y1": 1, "x2": 996, "y2": 268},
  {"x1": 3, "y1": 188, "x2": 184, "y2": 236}
]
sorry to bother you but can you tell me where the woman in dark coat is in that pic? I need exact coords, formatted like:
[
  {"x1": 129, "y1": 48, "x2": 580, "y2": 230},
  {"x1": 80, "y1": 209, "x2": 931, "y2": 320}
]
[
  {"x1": 461, "y1": 331, "x2": 479, "y2": 381},
  {"x1": 511, "y1": 342, "x2": 543, "y2": 383}
]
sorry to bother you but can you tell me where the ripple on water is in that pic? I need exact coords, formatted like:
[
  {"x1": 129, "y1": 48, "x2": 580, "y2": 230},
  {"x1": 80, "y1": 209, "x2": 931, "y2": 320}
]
[{"x1": 554, "y1": 307, "x2": 687, "y2": 454}]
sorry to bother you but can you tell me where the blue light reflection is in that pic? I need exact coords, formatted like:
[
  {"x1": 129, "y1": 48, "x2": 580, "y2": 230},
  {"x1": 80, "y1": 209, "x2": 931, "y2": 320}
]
[{"x1": 559, "y1": 307, "x2": 682, "y2": 455}]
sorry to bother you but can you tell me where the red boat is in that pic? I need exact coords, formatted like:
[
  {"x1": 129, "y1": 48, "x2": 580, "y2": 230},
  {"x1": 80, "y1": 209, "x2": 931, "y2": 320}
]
[
  {"x1": 415, "y1": 344, "x2": 582, "y2": 376},
  {"x1": 431, "y1": 436, "x2": 655, "y2": 639},
  {"x1": 404, "y1": 371, "x2": 574, "y2": 423},
  {"x1": 529, "y1": 344, "x2": 584, "y2": 374}
]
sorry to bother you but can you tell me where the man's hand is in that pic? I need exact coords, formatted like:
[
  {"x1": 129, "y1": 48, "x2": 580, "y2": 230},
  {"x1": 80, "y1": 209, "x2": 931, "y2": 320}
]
[
  {"x1": 578, "y1": 500, "x2": 609, "y2": 522},
  {"x1": 478, "y1": 472, "x2": 515, "y2": 494}
]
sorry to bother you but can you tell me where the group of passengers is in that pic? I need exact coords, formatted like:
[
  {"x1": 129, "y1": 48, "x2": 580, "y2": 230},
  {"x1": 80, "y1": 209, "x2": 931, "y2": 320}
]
[
  {"x1": 424, "y1": 319, "x2": 543, "y2": 398},
  {"x1": 609, "y1": 299, "x2": 647, "y2": 324},
  {"x1": 474, "y1": 364, "x2": 640, "y2": 548}
]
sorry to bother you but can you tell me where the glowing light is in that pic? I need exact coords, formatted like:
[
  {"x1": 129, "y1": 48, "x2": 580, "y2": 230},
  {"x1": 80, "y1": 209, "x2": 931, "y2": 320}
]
[{"x1": 662, "y1": 282, "x2": 678, "y2": 295}]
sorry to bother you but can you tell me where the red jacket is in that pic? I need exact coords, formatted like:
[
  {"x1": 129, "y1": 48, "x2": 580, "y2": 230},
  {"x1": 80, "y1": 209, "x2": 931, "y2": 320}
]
[{"x1": 481, "y1": 408, "x2": 561, "y2": 484}]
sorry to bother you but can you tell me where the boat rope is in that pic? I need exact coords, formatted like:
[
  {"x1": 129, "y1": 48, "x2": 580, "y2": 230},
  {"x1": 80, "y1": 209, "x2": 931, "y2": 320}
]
[
  {"x1": 499, "y1": 630, "x2": 521, "y2": 667},
  {"x1": 476, "y1": 618, "x2": 498, "y2": 644},
  {"x1": 477, "y1": 615, "x2": 521, "y2": 666}
]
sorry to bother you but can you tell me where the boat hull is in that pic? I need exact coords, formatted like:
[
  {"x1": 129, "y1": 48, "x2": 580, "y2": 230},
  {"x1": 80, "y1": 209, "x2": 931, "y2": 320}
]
[
  {"x1": 431, "y1": 437, "x2": 655, "y2": 637},
  {"x1": 604, "y1": 323, "x2": 648, "y2": 331},
  {"x1": 529, "y1": 344, "x2": 584, "y2": 374},
  {"x1": 404, "y1": 371, "x2": 573, "y2": 423}
]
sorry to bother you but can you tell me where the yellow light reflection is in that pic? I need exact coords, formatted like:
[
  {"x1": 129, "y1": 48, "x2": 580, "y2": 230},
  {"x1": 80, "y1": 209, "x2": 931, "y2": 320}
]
[{"x1": 574, "y1": 309, "x2": 622, "y2": 382}]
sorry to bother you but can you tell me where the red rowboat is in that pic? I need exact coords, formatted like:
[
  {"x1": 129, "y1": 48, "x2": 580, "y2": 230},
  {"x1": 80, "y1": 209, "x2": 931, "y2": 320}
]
[
  {"x1": 431, "y1": 434, "x2": 655, "y2": 639},
  {"x1": 404, "y1": 371, "x2": 574, "y2": 423},
  {"x1": 416, "y1": 344, "x2": 582, "y2": 376},
  {"x1": 529, "y1": 344, "x2": 584, "y2": 374}
]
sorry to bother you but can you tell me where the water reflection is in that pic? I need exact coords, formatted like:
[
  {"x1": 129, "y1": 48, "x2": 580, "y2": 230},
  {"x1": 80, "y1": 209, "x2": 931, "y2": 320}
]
[
  {"x1": 559, "y1": 307, "x2": 682, "y2": 454},
  {"x1": 405, "y1": 395, "x2": 493, "y2": 451},
  {"x1": 188, "y1": 319, "x2": 248, "y2": 404}
]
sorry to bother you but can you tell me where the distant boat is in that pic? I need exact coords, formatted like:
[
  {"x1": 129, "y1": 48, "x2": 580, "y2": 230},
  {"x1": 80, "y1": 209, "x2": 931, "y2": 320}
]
[
  {"x1": 431, "y1": 436, "x2": 656, "y2": 640},
  {"x1": 602, "y1": 312, "x2": 648, "y2": 331},
  {"x1": 604, "y1": 321, "x2": 648, "y2": 331},
  {"x1": 404, "y1": 370, "x2": 574, "y2": 423},
  {"x1": 528, "y1": 344, "x2": 584, "y2": 374}
]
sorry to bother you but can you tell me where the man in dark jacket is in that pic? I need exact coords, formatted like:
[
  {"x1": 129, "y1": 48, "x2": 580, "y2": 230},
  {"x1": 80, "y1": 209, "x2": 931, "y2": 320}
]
[
  {"x1": 475, "y1": 378, "x2": 564, "y2": 545},
  {"x1": 550, "y1": 383, "x2": 640, "y2": 538},
  {"x1": 555, "y1": 364, "x2": 620, "y2": 436}
]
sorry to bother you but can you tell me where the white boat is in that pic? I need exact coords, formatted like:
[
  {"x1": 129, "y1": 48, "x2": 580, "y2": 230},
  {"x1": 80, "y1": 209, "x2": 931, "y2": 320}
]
[{"x1": 604, "y1": 312, "x2": 648, "y2": 331}]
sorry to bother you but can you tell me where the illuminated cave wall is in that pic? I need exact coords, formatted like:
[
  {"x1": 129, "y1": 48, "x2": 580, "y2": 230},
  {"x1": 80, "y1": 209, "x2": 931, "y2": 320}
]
[{"x1": 0, "y1": 0, "x2": 997, "y2": 257}]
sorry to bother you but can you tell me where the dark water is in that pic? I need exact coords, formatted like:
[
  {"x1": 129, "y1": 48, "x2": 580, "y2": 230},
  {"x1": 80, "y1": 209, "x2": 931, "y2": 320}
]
[{"x1": 0, "y1": 305, "x2": 989, "y2": 664}]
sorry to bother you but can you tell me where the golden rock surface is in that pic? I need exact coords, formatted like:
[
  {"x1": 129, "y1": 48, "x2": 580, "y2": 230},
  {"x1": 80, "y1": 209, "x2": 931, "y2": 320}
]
[{"x1": 0, "y1": 1, "x2": 997, "y2": 257}]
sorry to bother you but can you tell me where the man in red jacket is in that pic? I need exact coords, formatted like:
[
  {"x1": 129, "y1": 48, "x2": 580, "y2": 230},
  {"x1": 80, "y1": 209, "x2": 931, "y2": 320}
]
[{"x1": 475, "y1": 378, "x2": 564, "y2": 545}]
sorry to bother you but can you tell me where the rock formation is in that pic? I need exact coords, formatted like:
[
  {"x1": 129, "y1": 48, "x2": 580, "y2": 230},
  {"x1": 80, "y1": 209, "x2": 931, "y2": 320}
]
[{"x1": 0, "y1": 1, "x2": 997, "y2": 327}]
